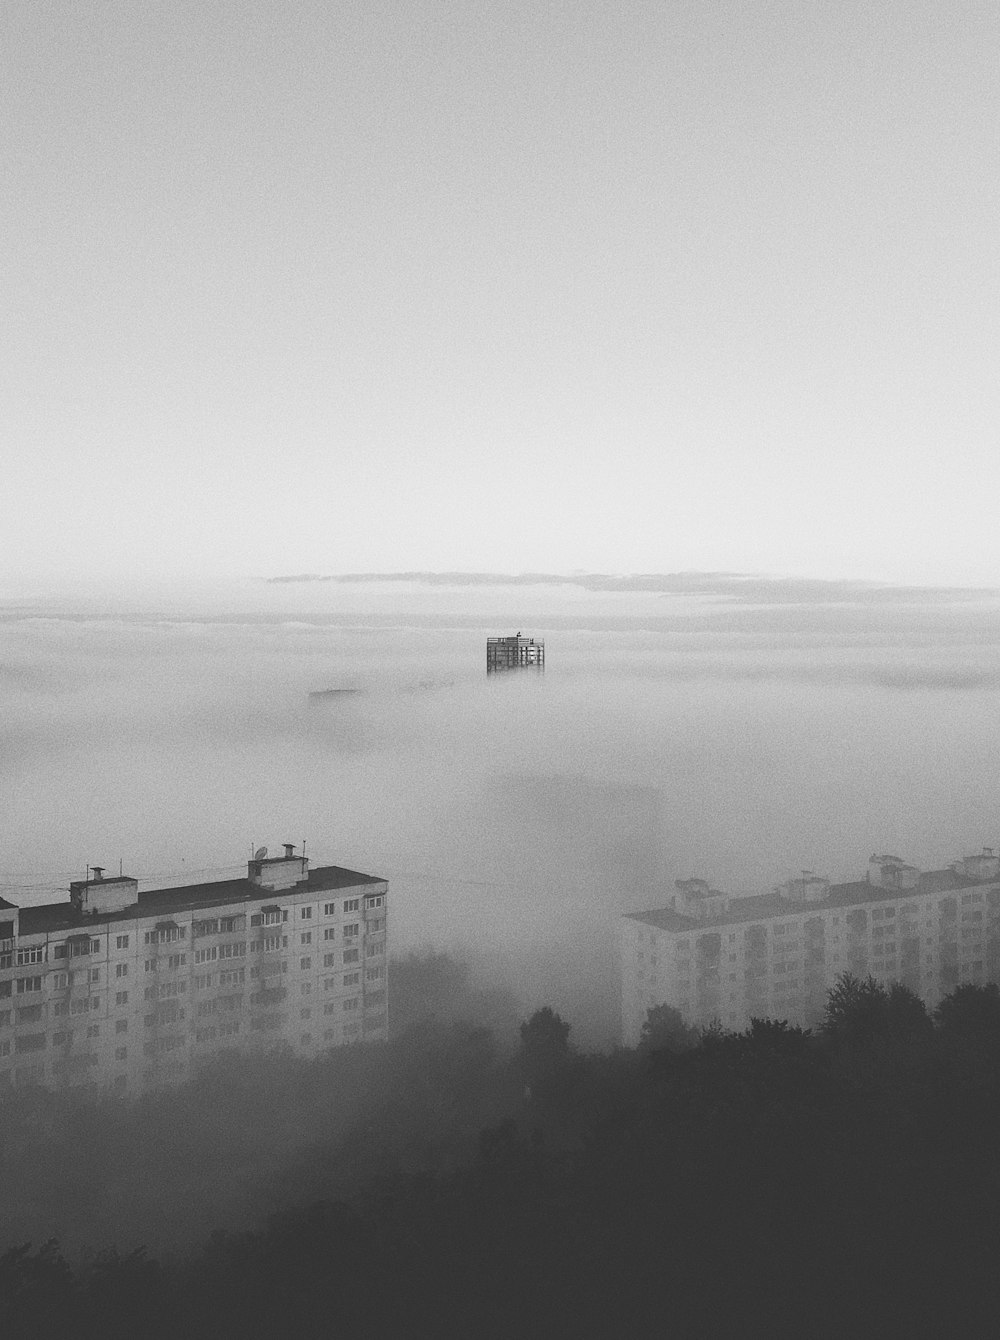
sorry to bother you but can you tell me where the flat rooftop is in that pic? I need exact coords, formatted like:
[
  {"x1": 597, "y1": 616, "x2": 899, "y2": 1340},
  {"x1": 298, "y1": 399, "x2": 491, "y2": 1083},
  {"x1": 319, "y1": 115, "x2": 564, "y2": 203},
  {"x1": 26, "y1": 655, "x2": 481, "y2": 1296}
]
[
  {"x1": 17, "y1": 864, "x2": 385, "y2": 937},
  {"x1": 625, "y1": 867, "x2": 992, "y2": 934}
]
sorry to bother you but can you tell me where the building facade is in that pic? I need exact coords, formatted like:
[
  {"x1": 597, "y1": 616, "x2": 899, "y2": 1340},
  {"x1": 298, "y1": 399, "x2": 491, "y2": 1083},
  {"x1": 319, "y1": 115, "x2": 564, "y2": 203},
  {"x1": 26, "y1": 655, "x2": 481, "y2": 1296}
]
[
  {"x1": 621, "y1": 849, "x2": 1000, "y2": 1043},
  {"x1": 486, "y1": 632, "x2": 545, "y2": 674},
  {"x1": 0, "y1": 846, "x2": 388, "y2": 1095}
]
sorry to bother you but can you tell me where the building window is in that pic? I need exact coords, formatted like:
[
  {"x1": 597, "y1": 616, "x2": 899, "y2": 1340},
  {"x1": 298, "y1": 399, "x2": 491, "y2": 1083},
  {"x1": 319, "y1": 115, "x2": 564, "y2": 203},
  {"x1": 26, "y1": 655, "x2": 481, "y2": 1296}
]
[
  {"x1": 51, "y1": 973, "x2": 69, "y2": 990},
  {"x1": 365, "y1": 896, "x2": 384, "y2": 909},
  {"x1": 343, "y1": 923, "x2": 359, "y2": 938},
  {"x1": 116, "y1": 963, "x2": 128, "y2": 978},
  {"x1": 115, "y1": 1046, "x2": 128, "y2": 1061},
  {"x1": 343, "y1": 949, "x2": 359, "y2": 964},
  {"x1": 300, "y1": 956, "x2": 312, "y2": 971},
  {"x1": 89, "y1": 968, "x2": 101, "y2": 983},
  {"x1": 300, "y1": 1008, "x2": 311, "y2": 1020},
  {"x1": 323, "y1": 902, "x2": 336, "y2": 917},
  {"x1": 344, "y1": 899, "x2": 359, "y2": 913},
  {"x1": 16, "y1": 977, "x2": 42, "y2": 995},
  {"x1": 300, "y1": 907, "x2": 313, "y2": 920},
  {"x1": 115, "y1": 991, "x2": 128, "y2": 1006},
  {"x1": 116, "y1": 1019, "x2": 128, "y2": 1034},
  {"x1": 343, "y1": 997, "x2": 359, "y2": 1012},
  {"x1": 87, "y1": 1024, "x2": 100, "y2": 1038},
  {"x1": 301, "y1": 982, "x2": 312, "y2": 996},
  {"x1": 17, "y1": 947, "x2": 44, "y2": 966},
  {"x1": 53, "y1": 944, "x2": 68, "y2": 959},
  {"x1": 343, "y1": 972, "x2": 359, "y2": 987},
  {"x1": 116, "y1": 935, "x2": 130, "y2": 950},
  {"x1": 90, "y1": 939, "x2": 101, "y2": 953},
  {"x1": 168, "y1": 954, "x2": 186, "y2": 969},
  {"x1": 300, "y1": 932, "x2": 312, "y2": 946}
]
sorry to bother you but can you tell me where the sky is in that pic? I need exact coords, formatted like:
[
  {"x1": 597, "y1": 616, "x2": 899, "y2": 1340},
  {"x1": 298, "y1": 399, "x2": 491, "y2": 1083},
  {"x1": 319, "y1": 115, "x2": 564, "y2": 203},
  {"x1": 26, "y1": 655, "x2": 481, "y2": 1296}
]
[{"x1": 2, "y1": 0, "x2": 998, "y2": 586}]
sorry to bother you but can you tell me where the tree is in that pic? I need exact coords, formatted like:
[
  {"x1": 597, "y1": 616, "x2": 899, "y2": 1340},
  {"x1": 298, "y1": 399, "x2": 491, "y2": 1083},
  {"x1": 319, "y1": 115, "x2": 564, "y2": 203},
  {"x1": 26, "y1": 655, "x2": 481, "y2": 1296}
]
[
  {"x1": 822, "y1": 973, "x2": 930, "y2": 1049},
  {"x1": 885, "y1": 982, "x2": 933, "y2": 1044},
  {"x1": 518, "y1": 1008, "x2": 571, "y2": 1085},
  {"x1": 936, "y1": 983, "x2": 1000, "y2": 1042},
  {"x1": 638, "y1": 1004, "x2": 699, "y2": 1055}
]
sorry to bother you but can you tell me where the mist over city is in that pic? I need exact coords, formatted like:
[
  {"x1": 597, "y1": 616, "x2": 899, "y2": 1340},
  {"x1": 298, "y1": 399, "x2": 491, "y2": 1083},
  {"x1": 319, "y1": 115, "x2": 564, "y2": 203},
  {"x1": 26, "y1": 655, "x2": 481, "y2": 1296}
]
[{"x1": 4, "y1": 0, "x2": 1000, "y2": 1334}]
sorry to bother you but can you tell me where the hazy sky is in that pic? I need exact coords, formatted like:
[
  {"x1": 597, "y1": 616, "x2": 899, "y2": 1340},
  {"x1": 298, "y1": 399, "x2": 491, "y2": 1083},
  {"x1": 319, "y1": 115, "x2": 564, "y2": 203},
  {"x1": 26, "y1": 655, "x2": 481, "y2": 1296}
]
[{"x1": 2, "y1": 1, "x2": 997, "y2": 585}]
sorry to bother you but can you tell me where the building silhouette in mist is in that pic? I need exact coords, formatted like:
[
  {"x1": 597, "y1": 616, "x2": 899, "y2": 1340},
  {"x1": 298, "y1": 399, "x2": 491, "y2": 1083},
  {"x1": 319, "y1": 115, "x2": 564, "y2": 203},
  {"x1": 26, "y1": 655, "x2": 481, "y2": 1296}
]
[
  {"x1": 622, "y1": 847, "x2": 1000, "y2": 1040},
  {"x1": 0, "y1": 846, "x2": 387, "y2": 1094},
  {"x1": 486, "y1": 632, "x2": 545, "y2": 674}
]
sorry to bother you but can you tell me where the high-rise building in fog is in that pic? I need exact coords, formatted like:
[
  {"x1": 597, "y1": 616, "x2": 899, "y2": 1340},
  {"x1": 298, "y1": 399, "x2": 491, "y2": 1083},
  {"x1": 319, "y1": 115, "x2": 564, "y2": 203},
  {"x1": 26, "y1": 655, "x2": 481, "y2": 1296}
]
[
  {"x1": 0, "y1": 846, "x2": 388, "y2": 1094},
  {"x1": 621, "y1": 848, "x2": 1000, "y2": 1041},
  {"x1": 486, "y1": 632, "x2": 545, "y2": 674}
]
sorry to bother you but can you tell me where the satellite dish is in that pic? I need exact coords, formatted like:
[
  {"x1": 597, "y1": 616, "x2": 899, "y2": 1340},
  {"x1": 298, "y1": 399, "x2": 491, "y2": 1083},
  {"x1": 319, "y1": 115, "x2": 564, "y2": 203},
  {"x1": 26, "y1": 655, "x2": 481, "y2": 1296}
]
[{"x1": 253, "y1": 846, "x2": 268, "y2": 861}]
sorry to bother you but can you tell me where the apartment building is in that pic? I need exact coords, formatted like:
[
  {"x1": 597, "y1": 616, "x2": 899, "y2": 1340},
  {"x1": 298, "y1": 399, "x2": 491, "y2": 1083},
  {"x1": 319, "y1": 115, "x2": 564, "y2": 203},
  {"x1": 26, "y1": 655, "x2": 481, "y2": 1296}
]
[
  {"x1": 486, "y1": 632, "x2": 545, "y2": 674},
  {"x1": 0, "y1": 845, "x2": 388, "y2": 1095},
  {"x1": 621, "y1": 848, "x2": 1000, "y2": 1043}
]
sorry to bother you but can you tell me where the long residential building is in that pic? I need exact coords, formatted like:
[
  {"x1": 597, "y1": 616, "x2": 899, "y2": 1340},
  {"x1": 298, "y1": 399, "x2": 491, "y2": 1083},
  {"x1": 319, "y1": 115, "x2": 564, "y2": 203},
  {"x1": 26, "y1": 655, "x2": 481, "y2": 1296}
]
[
  {"x1": 621, "y1": 848, "x2": 1000, "y2": 1043},
  {"x1": 0, "y1": 845, "x2": 388, "y2": 1095}
]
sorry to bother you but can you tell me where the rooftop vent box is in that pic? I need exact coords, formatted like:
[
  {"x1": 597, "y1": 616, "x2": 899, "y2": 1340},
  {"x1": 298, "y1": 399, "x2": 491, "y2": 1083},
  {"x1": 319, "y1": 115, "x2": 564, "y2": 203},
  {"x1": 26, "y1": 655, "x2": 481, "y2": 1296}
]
[
  {"x1": 69, "y1": 871, "x2": 139, "y2": 916},
  {"x1": 248, "y1": 845, "x2": 309, "y2": 892},
  {"x1": 953, "y1": 849, "x2": 1000, "y2": 882}
]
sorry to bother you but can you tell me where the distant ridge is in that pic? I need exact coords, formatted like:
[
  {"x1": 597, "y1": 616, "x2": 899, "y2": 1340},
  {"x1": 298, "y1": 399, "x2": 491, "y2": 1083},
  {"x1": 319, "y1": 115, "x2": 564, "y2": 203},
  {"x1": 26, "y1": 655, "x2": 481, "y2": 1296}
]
[{"x1": 266, "y1": 572, "x2": 998, "y2": 605}]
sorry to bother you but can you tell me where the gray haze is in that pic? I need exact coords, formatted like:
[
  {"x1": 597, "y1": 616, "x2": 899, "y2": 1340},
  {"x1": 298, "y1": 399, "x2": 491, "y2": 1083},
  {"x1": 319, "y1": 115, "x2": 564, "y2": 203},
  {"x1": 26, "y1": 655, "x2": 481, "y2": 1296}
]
[
  {"x1": 4, "y1": 575, "x2": 1000, "y2": 1044},
  {"x1": 3, "y1": 1, "x2": 999, "y2": 584}
]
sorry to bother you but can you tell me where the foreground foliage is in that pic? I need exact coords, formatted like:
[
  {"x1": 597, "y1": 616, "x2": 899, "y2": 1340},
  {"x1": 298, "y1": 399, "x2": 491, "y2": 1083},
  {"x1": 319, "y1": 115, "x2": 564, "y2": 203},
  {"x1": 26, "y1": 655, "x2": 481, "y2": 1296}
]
[{"x1": 5, "y1": 979, "x2": 1000, "y2": 1337}]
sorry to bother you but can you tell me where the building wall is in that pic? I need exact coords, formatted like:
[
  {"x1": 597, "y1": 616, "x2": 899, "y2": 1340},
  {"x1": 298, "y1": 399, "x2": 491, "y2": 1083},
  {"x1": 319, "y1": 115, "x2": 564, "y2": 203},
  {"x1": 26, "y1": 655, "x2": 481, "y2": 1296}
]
[
  {"x1": 622, "y1": 880, "x2": 1000, "y2": 1044},
  {"x1": 0, "y1": 876, "x2": 388, "y2": 1095}
]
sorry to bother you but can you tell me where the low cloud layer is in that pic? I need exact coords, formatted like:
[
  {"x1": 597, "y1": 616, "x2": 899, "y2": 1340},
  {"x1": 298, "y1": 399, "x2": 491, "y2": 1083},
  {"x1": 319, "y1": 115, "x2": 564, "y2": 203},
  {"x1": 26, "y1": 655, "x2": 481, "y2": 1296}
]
[{"x1": 268, "y1": 570, "x2": 1000, "y2": 605}]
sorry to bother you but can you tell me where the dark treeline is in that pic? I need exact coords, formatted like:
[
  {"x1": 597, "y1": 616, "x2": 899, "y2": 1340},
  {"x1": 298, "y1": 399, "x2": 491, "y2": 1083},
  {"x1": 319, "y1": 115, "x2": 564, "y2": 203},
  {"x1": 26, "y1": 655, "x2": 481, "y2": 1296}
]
[{"x1": 6, "y1": 972, "x2": 1000, "y2": 1337}]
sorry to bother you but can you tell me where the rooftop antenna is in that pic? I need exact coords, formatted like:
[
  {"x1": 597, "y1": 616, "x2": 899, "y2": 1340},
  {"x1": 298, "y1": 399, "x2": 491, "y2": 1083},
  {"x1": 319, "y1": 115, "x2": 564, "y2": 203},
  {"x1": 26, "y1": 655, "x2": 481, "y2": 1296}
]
[{"x1": 119, "y1": 857, "x2": 123, "y2": 878}]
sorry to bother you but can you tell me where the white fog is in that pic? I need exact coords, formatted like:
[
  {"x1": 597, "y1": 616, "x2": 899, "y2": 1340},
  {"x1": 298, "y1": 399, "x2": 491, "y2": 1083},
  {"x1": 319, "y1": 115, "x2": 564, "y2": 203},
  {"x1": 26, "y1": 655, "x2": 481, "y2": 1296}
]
[{"x1": 3, "y1": 573, "x2": 999, "y2": 1045}]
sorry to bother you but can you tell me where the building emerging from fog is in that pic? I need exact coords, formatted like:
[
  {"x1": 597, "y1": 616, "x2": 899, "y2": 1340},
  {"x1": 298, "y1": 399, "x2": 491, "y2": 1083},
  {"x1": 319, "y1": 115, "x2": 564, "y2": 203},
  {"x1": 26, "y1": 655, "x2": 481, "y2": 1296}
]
[
  {"x1": 0, "y1": 846, "x2": 388, "y2": 1094},
  {"x1": 486, "y1": 632, "x2": 545, "y2": 674},
  {"x1": 622, "y1": 848, "x2": 1000, "y2": 1041}
]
